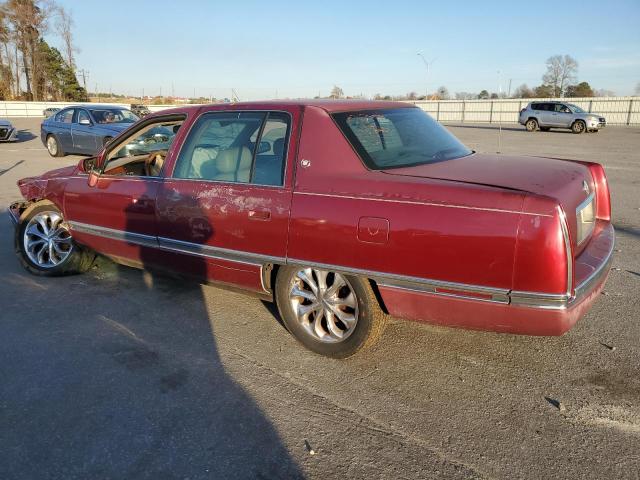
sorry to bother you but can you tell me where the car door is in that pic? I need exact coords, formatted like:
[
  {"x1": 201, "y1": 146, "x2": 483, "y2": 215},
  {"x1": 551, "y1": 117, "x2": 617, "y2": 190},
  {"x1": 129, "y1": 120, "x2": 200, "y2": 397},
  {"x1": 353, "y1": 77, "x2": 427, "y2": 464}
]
[
  {"x1": 554, "y1": 103, "x2": 573, "y2": 127},
  {"x1": 543, "y1": 103, "x2": 564, "y2": 127},
  {"x1": 62, "y1": 114, "x2": 188, "y2": 266},
  {"x1": 156, "y1": 107, "x2": 299, "y2": 293},
  {"x1": 71, "y1": 108, "x2": 99, "y2": 153},
  {"x1": 49, "y1": 108, "x2": 75, "y2": 152},
  {"x1": 536, "y1": 103, "x2": 554, "y2": 126}
]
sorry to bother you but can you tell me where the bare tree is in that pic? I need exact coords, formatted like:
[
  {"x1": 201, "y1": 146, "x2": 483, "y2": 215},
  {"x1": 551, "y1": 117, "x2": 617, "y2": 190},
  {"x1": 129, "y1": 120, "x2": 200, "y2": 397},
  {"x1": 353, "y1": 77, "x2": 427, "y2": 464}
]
[
  {"x1": 55, "y1": 4, "x2": 76, "y2": 69},
  {"x1": 542, "y1": 54, "x2": 578, "y2": 97},
  {"x1": 512, "y1": 84, "x2": 533, "y2": 98},
  {"x1": 436, "y1": 85, "x2": 449, "y2": 100}
]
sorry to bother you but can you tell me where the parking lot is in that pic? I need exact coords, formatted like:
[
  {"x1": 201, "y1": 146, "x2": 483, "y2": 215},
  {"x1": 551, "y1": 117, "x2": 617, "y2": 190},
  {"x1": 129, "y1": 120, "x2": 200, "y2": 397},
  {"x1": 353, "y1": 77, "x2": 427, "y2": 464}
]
[{"x1": 1, "y1": 118, "x2": 639, "y2": 479}]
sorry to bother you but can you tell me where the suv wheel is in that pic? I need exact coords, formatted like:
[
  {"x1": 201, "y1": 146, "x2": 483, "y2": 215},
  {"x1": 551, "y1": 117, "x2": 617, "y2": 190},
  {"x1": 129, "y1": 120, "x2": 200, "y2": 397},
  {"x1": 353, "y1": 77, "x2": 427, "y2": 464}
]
[
  {"x1": 572, "y1": 120, "x2": 586, "y2": 134},
  {"x1": 525, "y1": 119, "x2": 538, "y2": 132},
  {"x1": 275, "y1": 266, "x2": 387, "y2": 358}
]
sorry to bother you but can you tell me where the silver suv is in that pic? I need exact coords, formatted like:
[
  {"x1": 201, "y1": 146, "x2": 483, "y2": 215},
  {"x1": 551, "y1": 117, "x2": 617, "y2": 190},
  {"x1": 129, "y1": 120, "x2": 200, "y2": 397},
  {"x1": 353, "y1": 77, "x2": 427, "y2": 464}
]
[{"x1": 519, "y1": 101, "x2": 606, "y2": 134}]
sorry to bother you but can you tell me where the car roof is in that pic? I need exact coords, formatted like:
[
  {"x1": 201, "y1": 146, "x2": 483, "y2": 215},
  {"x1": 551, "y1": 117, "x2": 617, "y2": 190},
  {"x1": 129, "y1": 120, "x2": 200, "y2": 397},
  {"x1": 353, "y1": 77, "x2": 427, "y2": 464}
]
[
  {"x1": 59, "y1": 104, "x2": 130, "y2": 110},
  {"x1": 154, "y1": 99, "x2": 416, "y2": 115}
]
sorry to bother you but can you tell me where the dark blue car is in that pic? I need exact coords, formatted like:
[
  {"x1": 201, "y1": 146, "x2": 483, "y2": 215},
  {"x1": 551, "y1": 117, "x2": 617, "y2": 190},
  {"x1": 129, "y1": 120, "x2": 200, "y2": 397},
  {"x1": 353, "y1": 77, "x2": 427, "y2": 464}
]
[{"x1": 41, "y1": 105, "x2": 139, "y2": 157}]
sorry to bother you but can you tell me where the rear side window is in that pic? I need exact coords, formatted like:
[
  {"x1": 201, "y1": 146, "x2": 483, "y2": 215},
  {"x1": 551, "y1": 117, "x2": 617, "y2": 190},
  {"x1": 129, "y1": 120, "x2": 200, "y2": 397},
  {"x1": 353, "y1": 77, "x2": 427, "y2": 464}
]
[
  {"x1": 55, "y1": 109, "x2": 74, "y2": 123},
  {"x1": 333, "y1": 108, "x2": 472, "y2": 170},
  {"x1": 173, "y1": 111, "x2": 290, "y2": 186}
]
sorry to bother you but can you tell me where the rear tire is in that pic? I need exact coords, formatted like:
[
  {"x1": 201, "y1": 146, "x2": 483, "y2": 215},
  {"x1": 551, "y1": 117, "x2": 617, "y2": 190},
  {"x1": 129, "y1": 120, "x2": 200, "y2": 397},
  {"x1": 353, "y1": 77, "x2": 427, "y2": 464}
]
[
  {"x1": 525, "y1": 118, "x2": 538, "y2": 132},
  {"x1": 46, "y1": 134, "x2": 64, "y2": 157},
  {"x1": 571, "y1": 120, "x2": 586, "y2": 134},
  {"x1": 15, "y1": 201, "x2": 94, "y2": 276},
  {"x1": 275, "y1": 266, "x2": 387, "y2": 358}
]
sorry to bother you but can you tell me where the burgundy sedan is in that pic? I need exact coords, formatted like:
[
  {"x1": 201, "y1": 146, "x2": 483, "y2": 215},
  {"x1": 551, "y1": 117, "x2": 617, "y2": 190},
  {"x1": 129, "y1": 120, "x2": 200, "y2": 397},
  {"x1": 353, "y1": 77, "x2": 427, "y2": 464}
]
[{"x1": 9, "y1": 100, "x2": 614, "y2": 358}]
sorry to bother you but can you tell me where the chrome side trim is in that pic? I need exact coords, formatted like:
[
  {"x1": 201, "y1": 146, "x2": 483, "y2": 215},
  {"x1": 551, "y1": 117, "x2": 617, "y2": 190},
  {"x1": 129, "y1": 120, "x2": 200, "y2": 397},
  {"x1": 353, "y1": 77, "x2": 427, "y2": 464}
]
[
  {"x1": 294, "y1": 191, "x2": 553, "y2": 217},
  {"x1": 287, "y1": 258, "x2": 511, "y2": 304},
  {"x1": 509, "y1": 291, "x2": 569, "y2": 309},
  {"x1": 68, "y1": 221, "x2": 158, "y2": 248},
  {"x1": 65, "y1": 220, "x2": 613, "y2": 310},
  {"x1": 157, "y1": 237, "x2": 286, "y2": 266}
]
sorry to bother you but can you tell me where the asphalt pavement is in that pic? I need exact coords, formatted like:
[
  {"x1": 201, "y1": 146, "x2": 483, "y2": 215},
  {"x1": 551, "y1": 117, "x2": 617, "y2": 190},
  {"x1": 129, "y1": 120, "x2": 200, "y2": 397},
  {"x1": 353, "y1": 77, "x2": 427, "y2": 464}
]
[{"x1": 1, "y1": 118, "x2": 639, "y2": 479}]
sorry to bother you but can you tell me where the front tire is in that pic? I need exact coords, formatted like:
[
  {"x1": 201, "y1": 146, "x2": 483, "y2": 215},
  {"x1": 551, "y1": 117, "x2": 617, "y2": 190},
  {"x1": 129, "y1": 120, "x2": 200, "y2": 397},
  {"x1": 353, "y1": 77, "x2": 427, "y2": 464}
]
[
  {"x1": 572, "y1": 120, "x2": 586, "y2": 134},
  {"x1": 15, "y1": 201, "x2": 94, "y2": 276},
  {"x1": 525, "y1": 118, "x2": 538, "y2": 132},
  {"x1": 46, "y1": 134, "x2": 64, "y2": 157},
  {"x1": 275, "y1": 266, "x2": 387, "y2": 358}
]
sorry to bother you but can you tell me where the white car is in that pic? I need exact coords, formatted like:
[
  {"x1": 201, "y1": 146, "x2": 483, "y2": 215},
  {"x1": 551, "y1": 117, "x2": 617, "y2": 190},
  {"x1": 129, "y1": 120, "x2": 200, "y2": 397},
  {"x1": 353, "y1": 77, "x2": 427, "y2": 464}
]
[{"x1": 0, "y1": 119, "x2": 18, "y2": 142}]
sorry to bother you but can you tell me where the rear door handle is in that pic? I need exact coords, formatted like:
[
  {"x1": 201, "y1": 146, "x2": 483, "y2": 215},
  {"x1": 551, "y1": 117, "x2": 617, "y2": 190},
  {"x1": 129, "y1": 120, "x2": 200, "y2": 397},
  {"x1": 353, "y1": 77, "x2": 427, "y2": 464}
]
[{"x1": 248, "y1": 209, "x2": 271, "y2": 221}]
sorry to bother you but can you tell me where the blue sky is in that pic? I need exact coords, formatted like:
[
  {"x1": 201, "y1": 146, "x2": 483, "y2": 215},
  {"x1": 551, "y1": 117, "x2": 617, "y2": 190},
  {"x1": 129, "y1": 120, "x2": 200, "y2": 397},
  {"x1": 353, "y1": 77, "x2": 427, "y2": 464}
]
[{"x1": 49, "y1": 0, "x2": 640, "y2": 99}]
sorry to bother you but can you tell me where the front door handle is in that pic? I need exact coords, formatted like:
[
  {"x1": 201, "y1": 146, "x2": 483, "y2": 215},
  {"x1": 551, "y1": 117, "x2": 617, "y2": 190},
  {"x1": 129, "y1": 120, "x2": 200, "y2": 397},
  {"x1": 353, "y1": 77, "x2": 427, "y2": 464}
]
[{"x1": 248, "y1": 209, "x2": 271, "y2": 221}]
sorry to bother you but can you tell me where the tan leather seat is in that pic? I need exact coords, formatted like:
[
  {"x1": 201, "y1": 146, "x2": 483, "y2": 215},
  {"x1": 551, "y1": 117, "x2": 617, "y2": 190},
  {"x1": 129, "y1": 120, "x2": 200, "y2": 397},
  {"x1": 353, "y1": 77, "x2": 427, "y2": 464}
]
[
  {"x1": 191, "y1": 146, "x2": 217, "y2": 179},
  {"x1": 214, "y1": 146, "x2": 252, "y2": 182}
]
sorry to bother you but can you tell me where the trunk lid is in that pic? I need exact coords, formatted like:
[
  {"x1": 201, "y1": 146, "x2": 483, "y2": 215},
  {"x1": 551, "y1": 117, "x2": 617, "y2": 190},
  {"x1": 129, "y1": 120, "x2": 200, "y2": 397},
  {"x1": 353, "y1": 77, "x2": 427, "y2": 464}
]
[{"x1": 384, "y1": 153, "x2": 595, "y2": 253}]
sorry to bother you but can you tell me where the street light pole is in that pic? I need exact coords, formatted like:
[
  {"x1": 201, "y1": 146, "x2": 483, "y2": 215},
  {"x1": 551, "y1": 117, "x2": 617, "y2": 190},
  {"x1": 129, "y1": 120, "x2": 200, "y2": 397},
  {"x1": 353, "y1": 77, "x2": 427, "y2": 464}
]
[{"x1": 417, "y1": 53, "x2": 436, "y2": 100}]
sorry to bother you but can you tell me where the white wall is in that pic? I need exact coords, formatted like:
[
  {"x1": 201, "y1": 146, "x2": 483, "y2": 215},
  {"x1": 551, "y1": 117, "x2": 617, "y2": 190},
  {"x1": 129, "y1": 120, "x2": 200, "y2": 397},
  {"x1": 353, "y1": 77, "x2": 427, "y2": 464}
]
[
  {"x1": 407, "y1": 97, "x2": 640, "y2": 125},
  {"x1": 2, "y1": 98, "x2": 639, "y2": 125}
]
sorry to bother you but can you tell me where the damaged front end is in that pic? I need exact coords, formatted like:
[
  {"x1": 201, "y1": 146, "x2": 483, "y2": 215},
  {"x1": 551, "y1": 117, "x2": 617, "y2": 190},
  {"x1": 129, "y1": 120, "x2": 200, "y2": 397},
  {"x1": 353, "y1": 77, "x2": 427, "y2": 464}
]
[{"x1": 8, "y1": 201, "x2": 30, "y2": 225}]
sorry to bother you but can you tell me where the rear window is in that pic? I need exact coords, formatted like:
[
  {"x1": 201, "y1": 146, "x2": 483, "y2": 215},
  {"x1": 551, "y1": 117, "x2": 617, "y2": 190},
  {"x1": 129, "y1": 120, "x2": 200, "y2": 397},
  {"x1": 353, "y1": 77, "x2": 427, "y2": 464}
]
[{"x1": 332, "y1": 108, "x2": 472, "y2": 169}]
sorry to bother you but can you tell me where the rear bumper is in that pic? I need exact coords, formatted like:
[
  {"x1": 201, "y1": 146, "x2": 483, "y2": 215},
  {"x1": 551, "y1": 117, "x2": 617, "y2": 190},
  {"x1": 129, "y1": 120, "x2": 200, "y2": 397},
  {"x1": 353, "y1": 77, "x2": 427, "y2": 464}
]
[{"x1": 378, "y1": 223, "x2": 614, "y2": 336}]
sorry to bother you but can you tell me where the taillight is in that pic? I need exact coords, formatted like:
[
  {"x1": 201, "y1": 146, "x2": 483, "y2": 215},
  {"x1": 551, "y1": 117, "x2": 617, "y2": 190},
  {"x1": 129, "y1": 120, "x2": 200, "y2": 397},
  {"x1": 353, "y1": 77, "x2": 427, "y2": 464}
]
[{"x1": 586, "y1": 163, "x2": 611, "y2": 221}]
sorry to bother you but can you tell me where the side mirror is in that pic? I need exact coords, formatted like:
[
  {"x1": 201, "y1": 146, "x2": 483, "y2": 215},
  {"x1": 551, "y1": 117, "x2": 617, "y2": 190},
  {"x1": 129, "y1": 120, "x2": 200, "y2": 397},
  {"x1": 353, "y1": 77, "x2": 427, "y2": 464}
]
[
  {"x1": 88, "y1": 169, "x2": 100, "y2": 187},
  {"x1": 80, "y1": 156, "x2": 96, "y2": 173},
  {"x1": 79, "y1": 118, "x2": 91, "y2": 126}
]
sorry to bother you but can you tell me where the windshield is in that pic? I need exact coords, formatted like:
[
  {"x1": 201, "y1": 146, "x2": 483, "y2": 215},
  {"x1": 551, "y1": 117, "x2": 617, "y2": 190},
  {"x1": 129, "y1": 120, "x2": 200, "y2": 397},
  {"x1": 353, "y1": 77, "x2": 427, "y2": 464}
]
[
  {"x1": 332, "y1": 108, "x2": 472, "y2": 170},
  {"x1": 568, "y1": 104, "x2": 585, "y2": 113},
  {"x1": 89, "y1": 108, "x2": 139, "y2": 124}
]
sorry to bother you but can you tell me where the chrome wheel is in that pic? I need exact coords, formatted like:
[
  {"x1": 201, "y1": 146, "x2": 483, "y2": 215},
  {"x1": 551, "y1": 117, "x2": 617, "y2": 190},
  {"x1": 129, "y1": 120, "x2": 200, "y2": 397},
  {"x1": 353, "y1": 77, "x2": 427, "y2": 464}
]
[
  {"x1": 23, "y1": 211, "x2": 73, "y2": 268},
  {"x1": 46, "y1": 136, "x2": 58, "y2": 156},
  {"x1": 289, "y1": 268, "x2": 359, "y2": 343},
  {"x1": 526, "y1": 119, "x2": 537, "y2": 131},
  {"x1": 572, "y1": 121, "x2": 585, "y2": 134}
]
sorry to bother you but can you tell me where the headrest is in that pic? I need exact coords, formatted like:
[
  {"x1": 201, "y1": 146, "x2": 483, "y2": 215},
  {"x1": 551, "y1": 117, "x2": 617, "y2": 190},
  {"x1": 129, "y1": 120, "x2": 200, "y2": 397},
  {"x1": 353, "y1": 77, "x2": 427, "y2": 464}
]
[
  {"x1": 216, "y1": 147, "x2": 252, "y2": 173},
  {"x1": 273, "y1": 138, "x2": 285, "y2": 158}
]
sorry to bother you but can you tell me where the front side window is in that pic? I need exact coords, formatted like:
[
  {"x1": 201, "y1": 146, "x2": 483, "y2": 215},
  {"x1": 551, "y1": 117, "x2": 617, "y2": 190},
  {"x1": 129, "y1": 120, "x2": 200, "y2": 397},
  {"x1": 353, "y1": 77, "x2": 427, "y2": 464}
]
[
  {"x1": 77, "y1": 110, "x2": 91, "y2": 123},
  {"x1": 567, "y1": 103, "x2": 585, "y2": 113},
  {"x1": 555, "y1": 104, "x2": 571, "y2": 113},
  {"x1": 102, "y1": 116, "x2": 185, "y2": 177},
  {"x1": 173, "y1": 111, "x2": 290, "y2": 186},
  {"x1": 90, "y1": 108, "x2": 139, "y2": 125},
  {"x1": 333, "y1": 108, "x2": 472, "y2": 169}
]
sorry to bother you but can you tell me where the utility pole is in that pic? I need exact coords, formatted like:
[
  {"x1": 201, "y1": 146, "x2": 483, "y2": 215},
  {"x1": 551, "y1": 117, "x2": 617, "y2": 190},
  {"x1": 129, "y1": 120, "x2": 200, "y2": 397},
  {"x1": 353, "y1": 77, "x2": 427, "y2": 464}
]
[
  {"x1": 507, "y1": 78, "x2": 512, "y2": 98},
  {"x1": 497, "y1": 70, "x2": 502, "y2": 153},
  {"x1": 77, "y1": 69, "x2": 89, "y2": 92}
]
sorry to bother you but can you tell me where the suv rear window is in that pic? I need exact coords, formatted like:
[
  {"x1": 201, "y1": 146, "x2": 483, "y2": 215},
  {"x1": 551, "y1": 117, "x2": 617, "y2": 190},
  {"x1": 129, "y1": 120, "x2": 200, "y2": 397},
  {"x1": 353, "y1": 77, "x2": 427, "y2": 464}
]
[{"x1": 332, "y1": 108, "x2": 472, "y2": 170}]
